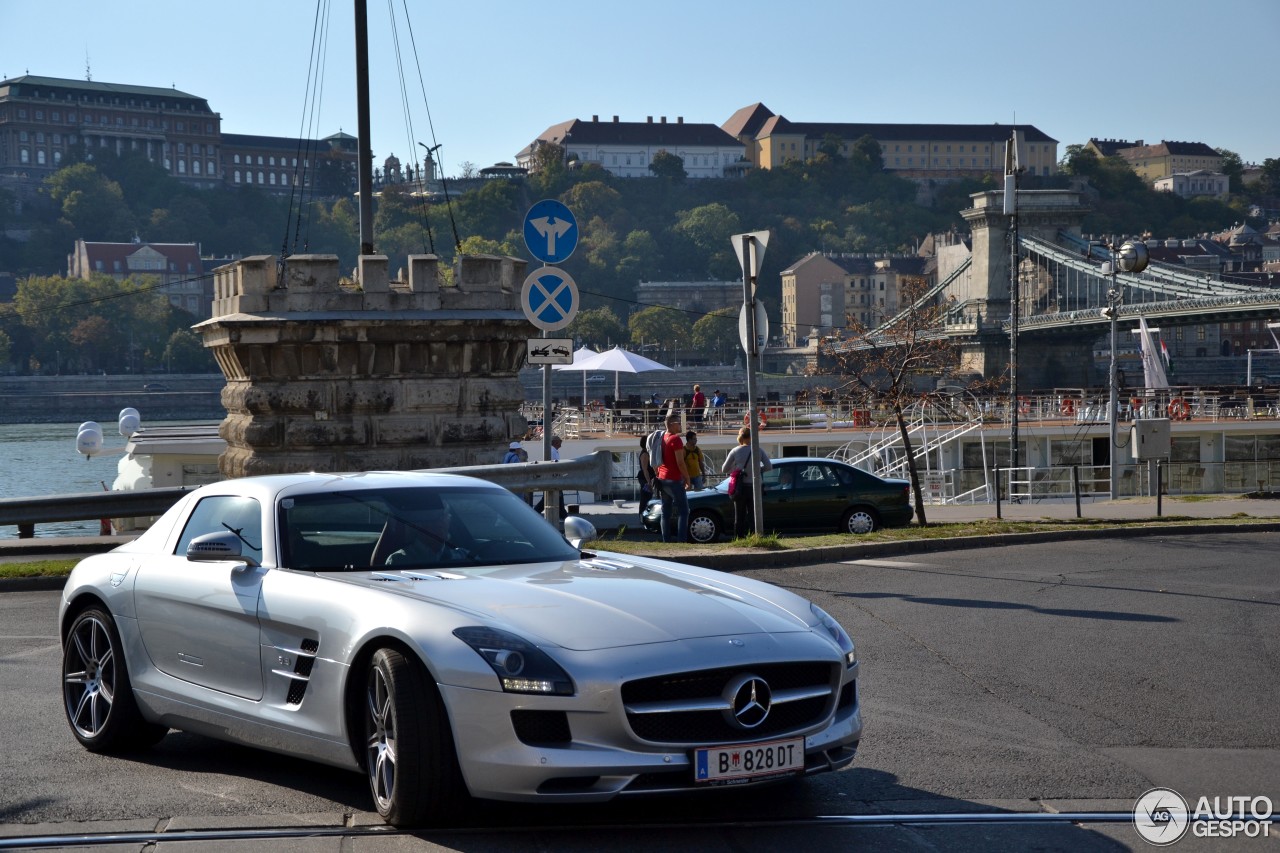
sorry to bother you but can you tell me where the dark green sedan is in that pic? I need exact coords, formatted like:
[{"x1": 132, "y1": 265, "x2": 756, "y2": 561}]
[{"x1": 643, "y1": 457, "x2": 913, "y2": 543}]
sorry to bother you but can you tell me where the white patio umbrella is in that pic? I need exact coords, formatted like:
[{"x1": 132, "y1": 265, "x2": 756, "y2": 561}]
[
  {"x1": 569, "y1": 346, "x2": 673, "y2": 400},
  {"x1": 550, "y1": 346, "x2": 600, "y2": 404}
]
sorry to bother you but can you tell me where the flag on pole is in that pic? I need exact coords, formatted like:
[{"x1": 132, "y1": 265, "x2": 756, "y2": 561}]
[
  {"x1": 1137, "y1": 316, "x2": 1170, "y2": 389},
  {"x1": 1160, "y1": 339, "x2": 1172, "y2": 373}
]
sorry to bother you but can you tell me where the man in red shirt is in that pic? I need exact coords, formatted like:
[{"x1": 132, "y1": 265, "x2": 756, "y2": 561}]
[
  {"x1": 654, "y1": 415, "x2": 690, "y2": 542},
  {"x1": 690, "y1": 384, "x2": 706, "y2": 426}
]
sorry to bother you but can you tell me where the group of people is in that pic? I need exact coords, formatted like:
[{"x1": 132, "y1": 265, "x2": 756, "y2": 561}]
[{"x1": 637, "y1": 417, "x2": 771, "y2": 542}]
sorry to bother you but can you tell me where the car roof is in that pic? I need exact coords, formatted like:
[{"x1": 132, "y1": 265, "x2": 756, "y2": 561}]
[{"x1": 187, "y1": 470, "x2": 504, "y2": 502}]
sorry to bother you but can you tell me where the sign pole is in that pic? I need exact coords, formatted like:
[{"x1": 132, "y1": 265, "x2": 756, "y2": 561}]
[
  {"x1": 743, "y1": 239, "x2": 764, "y2": 536},
  {"x1": 541, "y1": 326, "x2": 556, "y2": 524}
]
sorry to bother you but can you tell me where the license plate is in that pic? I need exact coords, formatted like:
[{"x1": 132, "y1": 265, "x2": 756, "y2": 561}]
[{"x1": 694, "y1": 737, "x2": 805, "y2": 784}]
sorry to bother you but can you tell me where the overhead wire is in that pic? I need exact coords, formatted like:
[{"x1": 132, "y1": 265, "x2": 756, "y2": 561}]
[
  {"x1": 383, "y1": 0, "x2": 435, "y2": 255},
  {"x1": 397, "y1": 0, "x2": 461, "y2": 251},
  {"x1": 283, "y1": 0, "x2": 333, "y2": 265}
]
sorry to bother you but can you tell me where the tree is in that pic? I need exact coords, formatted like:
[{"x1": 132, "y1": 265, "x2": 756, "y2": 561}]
[
  {"x1": 44, "y1": 163, "x2": 135, "y2": 240},
  {"x1": 649, "y1": 150, "x2": 687, "y2": 180},
  {"x1": 313, "y1": 150, "x2": 356, "y2": 198},
  {"x1": 1216, "y1": 148, "x2": 1244, "y2": 193},
  {"x1": 162, "y1": 329, "x2": 217, "y2": 373},
  {"x1": 673, "y1": 202, "x2": 742, "y2": 279},
  {"x1": 569, "y1": 307, "x2": 626, "y2": 350},
  {"x1": 628, "y1": 305, "x2": 692, "y2": 357},
  {"x1": 817, "y1": 277, "x2": 967, "y2": 526},
  {"x1": 1260, "y1": 158, "x2": 1280, "y2": 197},
  {"x1": 691, "y1": 307, "x2": 738, "y2": 364}
]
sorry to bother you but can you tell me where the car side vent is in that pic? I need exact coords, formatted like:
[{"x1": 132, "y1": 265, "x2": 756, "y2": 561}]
[{"x1": 277, "y1": 639, "x2": 319, "y2": 706}]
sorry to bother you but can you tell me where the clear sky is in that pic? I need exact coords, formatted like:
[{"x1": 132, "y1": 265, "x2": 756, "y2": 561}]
[{"x1": 3, "y1": 0, "x2": 1277, "y2": 175}]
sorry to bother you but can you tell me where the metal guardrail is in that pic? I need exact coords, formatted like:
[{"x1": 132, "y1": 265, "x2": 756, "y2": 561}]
[
  {"x1": 0, "y1": 487, "x2": 195, "y2": 538},
  {"x1": 0, "y1": 452, "x2": 615, "y2": 538}
]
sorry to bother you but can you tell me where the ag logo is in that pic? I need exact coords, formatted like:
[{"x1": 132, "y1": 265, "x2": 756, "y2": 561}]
[{"x1": 1133, "y1": 787, "x2": 1190, "y2": 845}]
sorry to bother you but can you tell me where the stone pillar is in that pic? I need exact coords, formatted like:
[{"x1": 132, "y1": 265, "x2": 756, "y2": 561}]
[
  {"x1": 196, "y1": 253, "x2": 532, "y2": 478},
  {"x1": 958, "y1": 189, "x2": 1090, "y2": 383}
]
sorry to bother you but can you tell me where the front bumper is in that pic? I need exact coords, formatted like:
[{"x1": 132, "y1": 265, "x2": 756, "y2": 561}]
[{"x1": 439, "y1": 647, "x2": 862, "y2": 803}]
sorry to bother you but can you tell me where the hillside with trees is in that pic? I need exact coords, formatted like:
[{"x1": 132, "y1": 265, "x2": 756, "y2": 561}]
[{"x1": 1, "y1": 137, "x2": 1273, "y2": 373}]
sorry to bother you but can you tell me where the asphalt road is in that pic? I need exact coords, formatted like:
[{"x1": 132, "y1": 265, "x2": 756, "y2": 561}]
[{"x1": 1, "y1": 533, "x2": 1276, "y2": 851}]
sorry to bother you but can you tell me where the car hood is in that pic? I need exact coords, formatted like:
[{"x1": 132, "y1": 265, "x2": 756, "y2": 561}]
[{"x1": 324, "y1": 553, "x2": 812, "y2": 651}]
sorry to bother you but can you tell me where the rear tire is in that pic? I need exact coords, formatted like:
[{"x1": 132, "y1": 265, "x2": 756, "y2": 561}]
[
  {"x1": 62, "y1": 607, "x2": 167, "y2": 752},
  {"x1": 687, "y1": 510, "x2": 721, "y2": 544},
  {"x1": 364, "y1": 648, "x2": 465, "y2": 826},
  {"x1": 842, "y1": 507, "x2": 879, "y2": 535}
]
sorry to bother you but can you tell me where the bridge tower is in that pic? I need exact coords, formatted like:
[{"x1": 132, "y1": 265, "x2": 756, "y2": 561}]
[{"x1": 959, "y1": 189, "x2": 1093, "y2": 387}]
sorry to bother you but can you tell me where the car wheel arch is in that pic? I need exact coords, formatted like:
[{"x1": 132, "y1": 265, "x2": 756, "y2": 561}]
[{"x1": 343, "y1": 634, "x2": 441, "y2": 765}]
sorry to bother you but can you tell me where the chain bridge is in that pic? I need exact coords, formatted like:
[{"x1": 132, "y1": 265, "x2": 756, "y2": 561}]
[{"x1": 834, "y1": 188, "x2": 1280, "y2": 389}]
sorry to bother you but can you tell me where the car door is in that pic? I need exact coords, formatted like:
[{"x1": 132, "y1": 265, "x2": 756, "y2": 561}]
[
  {"x1": 133, "y1": 494, "x2": 267, "y2": 701},
  {"x1": 784, "y1": 462, "x2": 846, "y2": 529},
  {"x1": 760, "y1": 463, "x2": 805, "y2": 529}
]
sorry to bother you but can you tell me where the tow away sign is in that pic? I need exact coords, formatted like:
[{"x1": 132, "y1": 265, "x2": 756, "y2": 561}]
[{"x1": 526, "y1": 338, "x2": 574, "y2": 365}]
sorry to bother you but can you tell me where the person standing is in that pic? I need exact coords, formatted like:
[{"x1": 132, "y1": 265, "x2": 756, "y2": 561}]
[
  {"x1": 683, "y1": 430, "x2": 705, "y2": 490},
  {"x1": 655, "y1": 415, "x2": 690, "y2": 542},
  {"x1": 721, "y1": 426, "x2": 772, "y2": 539},
  {"x1": 503, "y1": 441, "x2": 523, "y2": 464},
  {"x1": 690, "y1": 384, "x2": 706, "y2": 426},
  {"x1": 636, "y1": 434, "x2": 655, "y2": 527}
]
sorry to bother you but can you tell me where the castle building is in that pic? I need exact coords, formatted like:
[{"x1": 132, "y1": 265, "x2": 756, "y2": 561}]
[{"x1": 723, "y1": 103, "x2": 1059, "y2": 179}]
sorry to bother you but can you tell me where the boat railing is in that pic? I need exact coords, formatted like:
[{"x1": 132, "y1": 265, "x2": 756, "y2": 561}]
[{"x1": 523, "y1": 386, "x2": 1280, "y2": 442}]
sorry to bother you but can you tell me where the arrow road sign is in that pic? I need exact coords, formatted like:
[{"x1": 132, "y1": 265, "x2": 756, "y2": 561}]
[
  {"x1": 521, "y1": 267, "x2": 580, "y2": 332},
  {"x1": 523, "y1": 200, "x2": 579, "y2": 264}
]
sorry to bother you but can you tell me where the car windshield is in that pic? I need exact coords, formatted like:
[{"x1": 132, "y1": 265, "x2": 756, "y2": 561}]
[{"x1": 278, "y1": 486, "x2": 581, "y2": 571}]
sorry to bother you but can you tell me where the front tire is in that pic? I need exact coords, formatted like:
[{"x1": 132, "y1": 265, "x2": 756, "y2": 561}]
[
  {"x1": 688, "y1": 510, "x2": 721, "y2": 544},
  {"x1": 365, "y1": 648, "x2": 465, "y2": 826},
  {"x1": 62, "y1": 607, "x2": 166, "y2": 752},
  {"x1": 842, "y1": 507, "x2": 879, "y2": 535}
]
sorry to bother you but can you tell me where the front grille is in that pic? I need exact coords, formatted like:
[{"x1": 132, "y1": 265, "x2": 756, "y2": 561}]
[
  {"x1": 511, "y1": 709, "x2": 571, "y2": 745},
  {"x1": 622, "y1": 662, "x2": 837, "y2": 745}
]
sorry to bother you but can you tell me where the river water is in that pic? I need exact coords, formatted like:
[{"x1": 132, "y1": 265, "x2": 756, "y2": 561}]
[{"x1": 0, "y1": 421, "x2": 213, "y2": 539}]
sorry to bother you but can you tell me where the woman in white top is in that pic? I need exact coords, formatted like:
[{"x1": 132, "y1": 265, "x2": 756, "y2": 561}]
[{"x1": 720, "y1": 426, "x2": 772, "y2": 538}]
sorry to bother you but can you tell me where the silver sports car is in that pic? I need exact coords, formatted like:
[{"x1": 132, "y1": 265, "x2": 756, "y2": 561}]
[{"x1": 59, "y1": 471, "x2": 862, "y2": 826}]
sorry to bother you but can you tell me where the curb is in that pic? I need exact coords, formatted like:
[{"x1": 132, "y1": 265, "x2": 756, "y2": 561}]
[
  {"x1": 7, "y1": 520, "x2": 1278, "y2": 592},
  {"x1": 629, "y1": 519, "x2": 1280, "y2": 572}
]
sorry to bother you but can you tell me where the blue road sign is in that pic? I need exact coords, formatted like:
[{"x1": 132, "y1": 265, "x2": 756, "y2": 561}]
[
  {"x1": 523, "y1": 200, "x2": 578, "y2": 264},
  {"x1": 520, "y1": 267, "x2": 580, "y2": 332}
]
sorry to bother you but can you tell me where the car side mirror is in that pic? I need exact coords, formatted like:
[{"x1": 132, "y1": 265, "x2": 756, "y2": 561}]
[
  {"x1": 562, "y1": 516, "x2": 597, "y2": 549},
  {"x1": 186, "y1": 531, "x2": 260, "y2": 568}
]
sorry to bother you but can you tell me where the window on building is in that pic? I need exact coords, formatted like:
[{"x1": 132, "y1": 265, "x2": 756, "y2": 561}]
[
  {"x1": 207, "y1": 160, "x2": 215, "y2": 176},
  {"x1": 178, "y1": 160, "x2": 186, "y2": 174},
  {"x1": 19, "y1": 149, "x2": 29, "y2": 164},
  {"x1": 193, "y1": 160, "x2": 201, "y2": 175},
  {"x1": 269, "y1": 156, "x2": 276, "y2": 166},
  {"x1": 53, "y1": 151, "x2": 62, "y2": 165},
  {"x1": 269, "y1": 173, "x2": 276, "y2": 185},
  {"x1": 234, "y1": 170, "x2": 241, "y2": 183},
  {"x1": 234, "y1": 154, "x2": 240, "y2": 164},
  {"x1": 37, "y1": 150, "x2": 46, "y2": 165},
  {"x1": 1196, "y1": 325, "x2": 1206, "y2": 341},
  {"x1": 258, "y1": 171, "x2": 265, "y2": 183}
]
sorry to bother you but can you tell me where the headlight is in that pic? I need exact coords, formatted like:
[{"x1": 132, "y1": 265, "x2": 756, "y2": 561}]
[
  {"x1": 810, "y1": 603, "x2": 857, "y2": 668},
  {"x1": 453, "y1": 627, "x2": 575, "y2": 695}
]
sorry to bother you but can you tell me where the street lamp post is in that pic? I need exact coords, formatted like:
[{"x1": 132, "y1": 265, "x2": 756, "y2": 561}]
[{"x1": 1100, "y1": 240, "x2": 1149, "y2": 498}]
